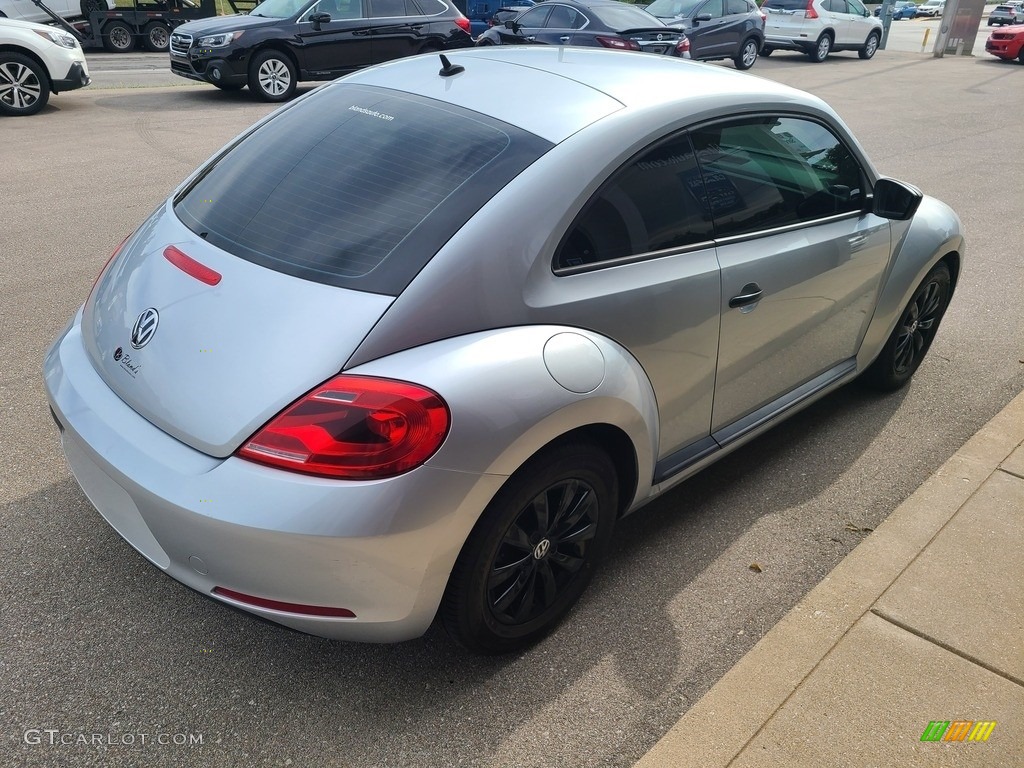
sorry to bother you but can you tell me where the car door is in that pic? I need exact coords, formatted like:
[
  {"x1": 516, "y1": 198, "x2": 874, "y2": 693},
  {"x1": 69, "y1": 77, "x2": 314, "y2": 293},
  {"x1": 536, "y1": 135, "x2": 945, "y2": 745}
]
[
  {"x1": 690, "y1": 115, "x2": 891, "y2": 435},
  {"x1": 822, "y1": 0, "x2": 853, "y2": 44},
  {"x1": 297, "y1": 0, "x2": 375, "y2": 75},
  {"x1": 542, "y1": 3, "x2": 587, "y2": 46},
  {"x1": 845, "y1": 0, "x2": 873, "y2": 44},
  {"x1": 367, "y1": 0, "x2": 432, "y2": 63},
  {"x1": 495, "y1": 4, "x2": 550, "y2": 43},
  {"x1": 551, "y1": 132, "x2": 722, "y2": 474},
  {"x1": 689, "y1": 0, "x2": 731, "y2": 58}
]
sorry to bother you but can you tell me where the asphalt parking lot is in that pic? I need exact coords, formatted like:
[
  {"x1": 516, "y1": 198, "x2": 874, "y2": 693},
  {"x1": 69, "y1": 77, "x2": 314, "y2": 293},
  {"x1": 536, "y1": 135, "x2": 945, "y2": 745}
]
[{"x1": 2, "y1": 46, "x2": 1023, "y2": 767}]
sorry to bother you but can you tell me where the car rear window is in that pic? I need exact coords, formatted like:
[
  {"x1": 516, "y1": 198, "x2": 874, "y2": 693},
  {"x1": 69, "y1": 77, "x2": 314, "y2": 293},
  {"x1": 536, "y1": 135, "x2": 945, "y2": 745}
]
[
  {"x1": 762, "y1": 0, "x2": 807, "y2": 9},
  {"x1": 174, "y1": 84, "x2": 551, "y2": 294}
]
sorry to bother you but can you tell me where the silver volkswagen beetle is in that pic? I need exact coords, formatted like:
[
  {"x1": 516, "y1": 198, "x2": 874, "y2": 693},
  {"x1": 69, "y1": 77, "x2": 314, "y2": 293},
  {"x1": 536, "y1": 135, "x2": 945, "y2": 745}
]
[{"x1": 44, "y1": 48, "x2": 963, "y2": 654}]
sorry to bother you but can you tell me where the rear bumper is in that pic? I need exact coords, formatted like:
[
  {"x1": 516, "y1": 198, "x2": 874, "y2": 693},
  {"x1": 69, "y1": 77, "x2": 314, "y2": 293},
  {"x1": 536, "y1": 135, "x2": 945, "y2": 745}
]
[{"x1": 44, "y1": 311, "x2": 505, "y2": 643}]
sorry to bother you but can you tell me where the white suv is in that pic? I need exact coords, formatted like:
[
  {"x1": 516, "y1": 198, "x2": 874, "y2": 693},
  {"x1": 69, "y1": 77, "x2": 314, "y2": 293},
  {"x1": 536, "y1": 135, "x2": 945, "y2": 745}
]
[
  {"x1": 914, "y1": 0, "x2": 944, "y2": 16},
  {"x1": 0, "y1": 17, "x2": 90, "y2": 116},
  {"x1": 0, "y1": 0, "x2": 115, "y2": 25},
  {"x1": 761, "y1": 0, "x2": 882, "y2": 62}
]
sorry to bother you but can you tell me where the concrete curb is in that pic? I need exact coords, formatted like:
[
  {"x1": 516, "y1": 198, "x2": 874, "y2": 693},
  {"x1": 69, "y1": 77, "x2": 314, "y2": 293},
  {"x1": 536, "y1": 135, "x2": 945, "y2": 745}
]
[{"x1": 634, "y1": 388, "x2": 1024, "y2": 768}]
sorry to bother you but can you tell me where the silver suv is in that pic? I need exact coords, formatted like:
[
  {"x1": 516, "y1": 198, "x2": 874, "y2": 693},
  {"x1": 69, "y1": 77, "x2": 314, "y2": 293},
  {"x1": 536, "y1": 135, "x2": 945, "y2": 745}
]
[
  {"x1": 988, "y1": 3, "x2": 1024, "y2": 25},
  {"x1": 762, "y1": 0, "x2": 882, "y2": 62}
]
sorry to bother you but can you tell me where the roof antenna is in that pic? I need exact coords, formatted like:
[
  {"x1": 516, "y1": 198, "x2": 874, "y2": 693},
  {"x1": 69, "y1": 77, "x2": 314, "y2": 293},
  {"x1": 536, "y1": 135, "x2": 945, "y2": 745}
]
[{"x1": 438, "y1": 54, "x2": 465, "y2": 78}]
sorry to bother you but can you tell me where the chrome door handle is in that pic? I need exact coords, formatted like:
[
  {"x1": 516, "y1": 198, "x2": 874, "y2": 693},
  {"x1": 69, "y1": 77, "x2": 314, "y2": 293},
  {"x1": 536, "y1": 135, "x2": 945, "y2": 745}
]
[{"x1": 559, "y1": 35, "x2": 570, "y2": 42}]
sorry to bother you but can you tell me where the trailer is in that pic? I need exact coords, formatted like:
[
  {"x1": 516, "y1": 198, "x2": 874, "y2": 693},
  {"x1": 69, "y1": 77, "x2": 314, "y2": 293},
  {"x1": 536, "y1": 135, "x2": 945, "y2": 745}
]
[{"x1": 29, "y1": 0, "x2": 255, "y2": 53}]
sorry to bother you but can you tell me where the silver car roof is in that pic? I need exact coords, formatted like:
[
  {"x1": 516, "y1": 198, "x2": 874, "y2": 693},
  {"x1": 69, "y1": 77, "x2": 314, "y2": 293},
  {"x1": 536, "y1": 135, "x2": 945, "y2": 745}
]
[{"x1": 346, "y1": 47, "x2": 830, "y2": 144}]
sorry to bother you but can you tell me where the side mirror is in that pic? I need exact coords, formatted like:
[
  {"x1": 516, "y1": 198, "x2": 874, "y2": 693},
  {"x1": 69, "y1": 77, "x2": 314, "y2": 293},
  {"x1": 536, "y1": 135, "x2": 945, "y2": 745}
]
[
  {"x1": 695, "y1": 12, "x2": 712, "y2": 21},
  {"x1": 871, "y1": 177, "x2": 923, "y2": 220},
  {"x1": 310, "y1": 11, "x2": 330, "y2": 29},
  {"x1": 504, "y1": 19, "x2": 522, "y2": 33}
]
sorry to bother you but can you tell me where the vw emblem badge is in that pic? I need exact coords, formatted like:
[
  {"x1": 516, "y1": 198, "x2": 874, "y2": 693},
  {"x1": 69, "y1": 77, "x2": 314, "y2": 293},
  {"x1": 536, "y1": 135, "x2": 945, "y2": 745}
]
[
  {"x1": 532, "y1": 539, "x2": 551, "y2": 560},
  {"x1": 130, "y1": 308, "x2": 160, "y2": 350}
]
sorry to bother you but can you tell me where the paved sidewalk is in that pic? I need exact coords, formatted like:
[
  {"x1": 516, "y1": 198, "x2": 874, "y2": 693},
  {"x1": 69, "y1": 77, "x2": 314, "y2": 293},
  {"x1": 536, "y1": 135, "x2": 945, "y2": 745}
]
[{"x1": 636, "y1": 390, "x2": 1024, "y2": 768}]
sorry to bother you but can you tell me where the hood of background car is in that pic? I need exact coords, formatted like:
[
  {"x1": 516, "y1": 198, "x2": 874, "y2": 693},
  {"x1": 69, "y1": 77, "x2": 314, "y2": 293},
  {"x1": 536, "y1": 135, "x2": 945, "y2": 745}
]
[{"x1": 174, "y1": 14, "x2": 280, "y2": 37}]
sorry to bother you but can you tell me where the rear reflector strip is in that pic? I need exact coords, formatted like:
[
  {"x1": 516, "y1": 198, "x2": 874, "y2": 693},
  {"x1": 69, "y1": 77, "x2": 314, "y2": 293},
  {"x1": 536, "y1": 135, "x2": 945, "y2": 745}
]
[
  {"x1": 212, "y1": 586, "x2": 356, "y2": 618},
  {"x1": 164, "y1": 245, "x2": 222, "y2": 286}
]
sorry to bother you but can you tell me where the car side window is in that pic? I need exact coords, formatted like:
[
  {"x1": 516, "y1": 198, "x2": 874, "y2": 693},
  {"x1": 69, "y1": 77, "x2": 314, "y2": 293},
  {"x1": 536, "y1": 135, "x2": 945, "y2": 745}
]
[
  {"x1": 554, "y1": 134, "x2": 714, "y2": 271},
  {"x1": 545, "y1": 4, "x2": 581, "y2": 28},
  {"x1": 368, "y1": 0, "x2": 406, "y2": 16},
  {"x1": 516, "y1": 6, "x2": 550, "y2": 26},
  {"x1": 848, "y1": 0, "x2": 867, "y2": 13},
  {"x1": 690, "y1": 116, "x2": 865, "y2": 239},
  {"x1": 307, "y1": 0, "x2": 363, "y2": 19},
  {"x1": 700, "y1": 0, "x2": 724, "y2": 17},
  {"x1": 726, "y1": 0, "x2": 748, "y2": 13}
]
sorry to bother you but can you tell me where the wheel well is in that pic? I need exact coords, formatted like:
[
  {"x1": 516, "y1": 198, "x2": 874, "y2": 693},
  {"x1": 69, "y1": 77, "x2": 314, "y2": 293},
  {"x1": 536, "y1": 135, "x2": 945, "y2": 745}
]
[
  {"x1": 821, "y1": 29, "x2": 834, "y2": 41},
  {"x1": 0, "y1": 45, "x2": 52, "y2": 89},
  {"x1": 545, "y1": 424, "x2": 639, "y2": 519},
  {"x1": 253, "y1": 44, "x2": 299, "y2": 73},
  {"x1": 940, "y1": 251, "x2": 961, "y2": 291}
]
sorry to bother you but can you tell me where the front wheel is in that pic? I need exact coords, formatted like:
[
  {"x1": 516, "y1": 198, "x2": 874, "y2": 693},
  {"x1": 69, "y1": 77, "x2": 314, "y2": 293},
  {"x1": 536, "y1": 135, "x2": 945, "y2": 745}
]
[
  {"x1": 0, "y1": 52, "x2": 50, "y2": 116},
  {"x1": 860, "y1": 262, "x2": 951, "y2": 391},
  {"x1": 102, "y1": 20, "x2": 135, "y2": 53},
  {"x1": 441, "y1": 442, "x2": 618, "y2": 654},
  {"x1": 859, "y1": 31, "x2": 879, "y2": 59},
  {"x1": 809, "y1": 33, "x2": 832, "y2": 62},
  {"x1": 734, "y1": 37, "x2": 759, "y2": 70},
  {"x1": 248, "y1": 50, "x2": 297, "y2": 102}
]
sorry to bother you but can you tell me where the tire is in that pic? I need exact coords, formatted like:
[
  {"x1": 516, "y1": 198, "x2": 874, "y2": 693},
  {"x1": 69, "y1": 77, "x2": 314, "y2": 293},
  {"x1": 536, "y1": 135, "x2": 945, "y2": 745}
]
[
  {"x1": 142, "y1": 22, "x2": 170, "y2": 53},
  {"x1": 859, "y1": 31, "x2": 879, "y2": 59},
  {"x1": 0, "y1": 52, "x2": 50, "y2": 117},
  {"x1": 734, "y1": 37, "x2": 759, "y2": 70},
  {"x1": 103, "y1": 20, "x2": 135, "y2": 53},
  {"x1": 761, "y1": 44, "x2": 773, "y2": 56},
  {"x1": 81, "y1": 0, "x2": 105, "y2": 14},
  {"x1": 860, "y1": 262, "x2": 951, "y2": 391},
  {"x1": 809, "y1": 32, "x2": 832, "y2": 62},
  {"x1": 441, "y1": 441, "x2": 619, "y2": 654},
  {"x1": 248, "y1": 49, "x2": 297, "y2": 102}
]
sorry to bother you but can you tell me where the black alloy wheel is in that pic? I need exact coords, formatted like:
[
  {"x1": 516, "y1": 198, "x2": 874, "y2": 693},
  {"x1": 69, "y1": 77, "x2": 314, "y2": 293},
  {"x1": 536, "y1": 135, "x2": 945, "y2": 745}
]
[
  {"x1": 441, "y1": 442, "x2": 618, "y2": 654},
  {"x1": 861, "y1": 262, "x2": 951, "y2": 391}
]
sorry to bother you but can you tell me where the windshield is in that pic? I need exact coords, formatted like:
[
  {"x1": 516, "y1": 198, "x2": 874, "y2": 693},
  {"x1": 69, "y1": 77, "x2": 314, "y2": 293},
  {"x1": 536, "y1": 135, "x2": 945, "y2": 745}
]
[
  {"x1": 644, "y1": 0, "x2": 704, "y2": 17},
  {"x1": 249, "y1": 0, "x2": 311, "y2": 18}
]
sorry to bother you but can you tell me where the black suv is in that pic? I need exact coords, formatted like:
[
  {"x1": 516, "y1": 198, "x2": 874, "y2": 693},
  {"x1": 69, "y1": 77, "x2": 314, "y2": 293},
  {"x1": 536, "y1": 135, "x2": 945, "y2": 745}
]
[
  {"x1": 643, "y1": 0, "x2": 764, "y2": 69},
  {"x1": 169, "y1": 0, "x2": 473, "y2": 101}
]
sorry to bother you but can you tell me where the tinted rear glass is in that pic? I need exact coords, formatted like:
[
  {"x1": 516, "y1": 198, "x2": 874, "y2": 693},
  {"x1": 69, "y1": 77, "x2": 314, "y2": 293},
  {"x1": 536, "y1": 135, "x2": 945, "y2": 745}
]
[
  {"x1": 174, "y1": 84, "x2": 551, "y2": 294},
  {"x1": 591, "y1": 4, "x2": 664, "y2": 28}
]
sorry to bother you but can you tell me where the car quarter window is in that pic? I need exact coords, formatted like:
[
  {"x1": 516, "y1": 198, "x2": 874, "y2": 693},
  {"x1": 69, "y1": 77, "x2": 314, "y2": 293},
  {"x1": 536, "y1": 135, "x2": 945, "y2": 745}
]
[
  {"x1": 554, "y1": 134, "x2": 714, "y2": 271},
  {"x1": 690, "y1": 116, "x2": 866, "y2": 239}
]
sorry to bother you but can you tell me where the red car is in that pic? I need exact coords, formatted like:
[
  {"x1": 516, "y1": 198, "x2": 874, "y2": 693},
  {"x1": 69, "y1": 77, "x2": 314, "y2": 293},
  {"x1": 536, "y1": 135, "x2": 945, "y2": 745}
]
[{"x1": 986, "y1": 24, "x2": 1024, "y2": 61}]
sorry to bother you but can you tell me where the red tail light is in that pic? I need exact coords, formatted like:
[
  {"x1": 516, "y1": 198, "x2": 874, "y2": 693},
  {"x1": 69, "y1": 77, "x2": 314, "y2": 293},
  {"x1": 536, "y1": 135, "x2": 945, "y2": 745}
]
[
  {"x1": 238, "y1": 375, "x2": 450, "y2": 480},
  {"x1": 805, "y1": 0, "x2": 818, "y2": 18},
  {"x1": 455, "y1": 16, "x2": 471, "y2": 33},
  {"x1": 87, "y1": 234, "x2": 131, "y2": 304},
  {"x1": 596, "y1": 35, "x2": 641, "y2": 50}
]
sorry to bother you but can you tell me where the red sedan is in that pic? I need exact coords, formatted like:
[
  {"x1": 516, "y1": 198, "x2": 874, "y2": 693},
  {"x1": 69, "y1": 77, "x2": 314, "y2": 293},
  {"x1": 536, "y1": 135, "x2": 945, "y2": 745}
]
[{"x1": 986, "y1": 24, "x2": 1024, "y2": 61}]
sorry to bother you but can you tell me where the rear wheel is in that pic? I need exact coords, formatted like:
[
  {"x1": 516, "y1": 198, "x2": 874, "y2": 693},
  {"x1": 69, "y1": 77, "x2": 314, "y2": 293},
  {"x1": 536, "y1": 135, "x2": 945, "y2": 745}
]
[
  {"x1": 734, "y1": 37, "x2": 759, "y2": 69},
  {"x1": 142, "y1": 22, "x2": 170, "y2": 52},
  {"x1": 860, "y1": 262, "x2": 951, "y2": 391},
  {"x1": 248, "y1": 50, "x2": 296, "y2": 102},
  {"x1": 859, "y1": 31, "x2": 879, "y2": 59},
  {"x1": 441, "y1": 442, "x2": 618, "y2": 654},
  {"x1": 102, "y1": 20, "x2": 135, "y2": 53},
  {"x1": 809, "y1": 32, "x2": 831, "y2": 62},
  {"x1": 0, "y1": 53, "x2": 49, "y2": 117}
]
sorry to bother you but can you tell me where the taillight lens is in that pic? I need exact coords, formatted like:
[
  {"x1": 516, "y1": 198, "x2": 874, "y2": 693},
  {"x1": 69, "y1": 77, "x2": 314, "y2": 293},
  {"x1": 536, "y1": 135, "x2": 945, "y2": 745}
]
[
  {"x1": 596, "y1": 35, "x2": 641, "y2": 50},
  {"x1": 87, "y1": 234, "x2": 131, "y2": 304},
  {"x1": 238, "y1": 375, "x2": 450, "y2": 480},
  {"x1": 455, "y1": 16, "x2": 471, "y2": 33},
  {"x1": 805, "y1": 0, "x2": 819, "y2": 19}
]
